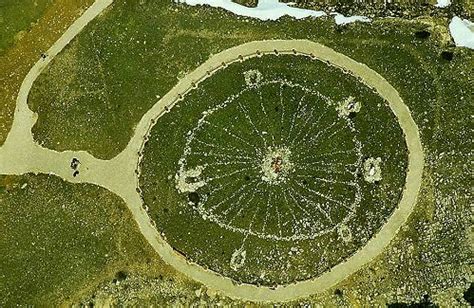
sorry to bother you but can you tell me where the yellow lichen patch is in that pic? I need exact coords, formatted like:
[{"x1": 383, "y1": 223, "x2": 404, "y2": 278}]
[
  {"x1": 0, "y1": 0, "x2": 94, "y2": 146},
  {"x1": 0, "y1": 174, "x2": 18, "y2": 191}
]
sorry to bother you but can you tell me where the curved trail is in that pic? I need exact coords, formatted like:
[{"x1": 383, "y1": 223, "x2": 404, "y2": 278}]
[
  {"x1": 129, "y1": 40, "x2": 425, "y2": 302},
  {"x1": 0, "y1": 0, "x2": 424, "y2": 302}
]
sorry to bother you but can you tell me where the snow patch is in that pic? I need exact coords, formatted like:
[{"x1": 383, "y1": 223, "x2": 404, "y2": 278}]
[
  {"x1": 176, "y1": 0, "x2": 325, "y2": 20},
  {"x1": 177, "y1": 0, "x2": 370, "y2": 25},
  {"x1": 435, "y1": 0, "x2": 451, "y2": 8},
  {"x1": 449, "y1": 16, "x2": 474, "y2": 49},
  {"x1": 332, "y1": 13, "x2": 371, "y2": 25}
]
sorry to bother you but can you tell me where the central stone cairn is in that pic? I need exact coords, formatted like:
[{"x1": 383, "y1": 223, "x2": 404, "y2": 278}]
[
  {"x1": 139, "y1": 54, "x2": 408, "y2": 286},
  {"x1": 261, "y1": 147, "x2": 293, "y2": 184}
]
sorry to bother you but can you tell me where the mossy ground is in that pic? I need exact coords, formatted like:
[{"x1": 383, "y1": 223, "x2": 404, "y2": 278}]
[
  {"x1": 232, "y1": 0, "x2": 258, "y2": 7},
  {"x1": 0, "y1": 0, "x2": 52, "y2": 54},
  {"x1": 0, "y1": 174, "x2": 198, "y2": 306},
  {"x1": 282, "y1": 0, "x2": 473, "y2": 19}
]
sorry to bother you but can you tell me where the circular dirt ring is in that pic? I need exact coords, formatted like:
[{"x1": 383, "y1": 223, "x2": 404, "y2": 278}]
[{"x1": 135, "y1": 40, "x2": 424, "y2": 302}]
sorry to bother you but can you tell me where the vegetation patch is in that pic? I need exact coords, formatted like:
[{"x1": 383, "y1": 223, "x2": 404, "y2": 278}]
[
  {"x1": 232, "y1": 0, "x2": 258, "y2": 8},
  {"x1": 25, "y1": 1, "x2": 472, "y2": 160},
  {"x1": 75, "y1": 272, "x2": 230, "y2": 307},
  {"x1": 0, "y1": 173, "x2": 160, "y2": 305}
]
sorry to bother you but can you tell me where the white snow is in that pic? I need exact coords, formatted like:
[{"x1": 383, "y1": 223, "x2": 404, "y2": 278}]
[
  {"x1": 435, "y1": 0, "x2": 451, "y2": 8},
  {"x1": 177, "y1": 0, "x2": 370, "y2": 24},
  {"x1": 449, "y1": 17, "x2": 474, "y2": 49},
  {"x1": 177, "y1": 0, "x2": 325, "y2": 20},
  {"x1": 332, "y1": 13, "x2": 371, "y2": 25}
]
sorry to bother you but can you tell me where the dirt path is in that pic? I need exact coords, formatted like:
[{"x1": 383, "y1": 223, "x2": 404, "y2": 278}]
[{"x1": 0, "y1": 1, "x2": 424, "y2": 301}]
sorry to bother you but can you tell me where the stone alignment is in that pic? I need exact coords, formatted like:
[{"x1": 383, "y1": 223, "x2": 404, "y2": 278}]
[
  {"x1": 139, "y1": 52, "x2": 408, "y2": 285},
  {"x1": 133, "y1": 41, "x2": 423, "y2": 301}
]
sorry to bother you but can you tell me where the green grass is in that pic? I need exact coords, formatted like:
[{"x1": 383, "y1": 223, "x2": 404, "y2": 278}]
[
  {"x1": 0, "y1": 0, "x2": 52, "y2": 54},
  {"x1": 0, "y1": 173, "x2": 158, "y2": 305},
  {"x1": 139, "y1": 54, "x2": 408, "y2": 285}
]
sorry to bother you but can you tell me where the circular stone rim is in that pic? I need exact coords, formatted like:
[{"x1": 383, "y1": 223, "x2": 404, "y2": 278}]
[{"x1": 135, "y1": 40, "x2": 424, "y2": 302}]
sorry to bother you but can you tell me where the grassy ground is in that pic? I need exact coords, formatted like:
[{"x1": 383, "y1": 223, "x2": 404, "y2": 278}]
[
  {"x1": 293, "y1": 33, "x2": 473, "y2": 306},
  {"x1": 0, "y1": 173, "x2": 204, "y2": 306},
  {"x1": 299, "y1": 158, "x2": 472, "y2": 306},
  {"x1": 0, "y1": 0, "x2": 52, "y2": 54},
  {"x1": 0, "y1": 0, "x2": 94, "y2": 147}
]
